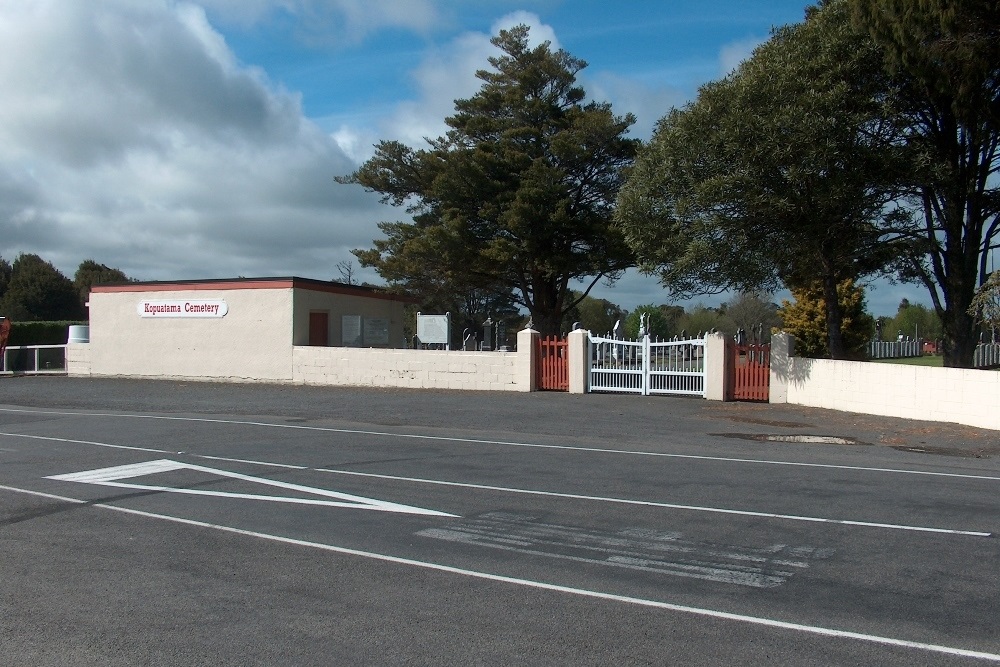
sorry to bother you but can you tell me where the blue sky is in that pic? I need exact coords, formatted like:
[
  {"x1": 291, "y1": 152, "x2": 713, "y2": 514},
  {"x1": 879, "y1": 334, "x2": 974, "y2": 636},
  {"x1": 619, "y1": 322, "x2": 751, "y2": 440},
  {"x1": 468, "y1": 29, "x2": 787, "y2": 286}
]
[{"x1": 0, "y1": 0, "x2": 927, "y2": 317}]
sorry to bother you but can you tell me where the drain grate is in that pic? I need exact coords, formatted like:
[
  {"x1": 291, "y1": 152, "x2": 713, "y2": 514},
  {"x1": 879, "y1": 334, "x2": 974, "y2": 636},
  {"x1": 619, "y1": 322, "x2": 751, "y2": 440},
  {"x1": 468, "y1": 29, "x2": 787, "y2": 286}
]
[{"x1": 762, "y1": 434, "x2": 859, "y2": 445}]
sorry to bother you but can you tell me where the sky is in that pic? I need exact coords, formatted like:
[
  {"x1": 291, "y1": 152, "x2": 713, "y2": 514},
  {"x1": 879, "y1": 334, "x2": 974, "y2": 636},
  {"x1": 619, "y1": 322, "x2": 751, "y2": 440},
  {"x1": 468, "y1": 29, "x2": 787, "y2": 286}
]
[{"x1": 0, "y1": 0, "x2": 928, "y2": 317}]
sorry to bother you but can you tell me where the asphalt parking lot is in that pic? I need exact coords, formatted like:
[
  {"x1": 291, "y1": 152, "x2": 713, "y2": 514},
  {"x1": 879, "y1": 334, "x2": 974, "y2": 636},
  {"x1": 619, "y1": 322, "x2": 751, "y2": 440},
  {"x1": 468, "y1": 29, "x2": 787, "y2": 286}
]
[{"x1": 2, "y1": 376, "x2": 999, "y2": 666}]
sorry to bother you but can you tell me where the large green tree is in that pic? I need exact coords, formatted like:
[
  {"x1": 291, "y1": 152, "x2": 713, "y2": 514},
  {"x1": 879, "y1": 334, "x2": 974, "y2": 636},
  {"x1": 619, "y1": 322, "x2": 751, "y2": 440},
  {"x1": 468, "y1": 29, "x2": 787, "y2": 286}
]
[
  {"x1": 559, "y1": 291, "x2": 626, "y2": 337},
  {"x1": 884, "y1": 299, "x2": 943, "y2": 341},
  {"x1": 341, "y1": 25, "x2": 639, "y2": 335},
  {"x1": 724, "y1": 292, "x2": 782, "y2": 342},
  {"x1": 0, "y1": 254, "x2": 84, "y2": 321},
  {"x1": 0, "y1": 256, "x2": 11, "y2": 301},
  {"x1": 850, "y1": 0, "x2": 1000, "y2": 366},
  {"x1": 73, "y1": 259, "x2": 130, "y2": 310},
  {"x1": 615, "y1": 0, "x2": 910, "y2": 359}
]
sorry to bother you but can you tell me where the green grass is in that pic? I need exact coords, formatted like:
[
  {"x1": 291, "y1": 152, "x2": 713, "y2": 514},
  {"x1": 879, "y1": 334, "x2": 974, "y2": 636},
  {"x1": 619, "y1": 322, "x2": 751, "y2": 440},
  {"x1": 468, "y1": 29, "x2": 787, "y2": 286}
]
[{"x1": 871, "y1": 354, "x2": 943, "y2": 367}]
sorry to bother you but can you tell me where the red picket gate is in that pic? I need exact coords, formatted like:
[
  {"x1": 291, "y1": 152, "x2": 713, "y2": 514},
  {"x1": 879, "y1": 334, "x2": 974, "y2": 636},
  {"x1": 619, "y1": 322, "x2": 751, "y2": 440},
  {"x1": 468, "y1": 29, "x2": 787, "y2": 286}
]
[
  {"x1": 729, "y1": 342, "x2": 770, "y2": 401},
  {"x1": 536, "y1": 336, "x2": 569, "y2": 391}
]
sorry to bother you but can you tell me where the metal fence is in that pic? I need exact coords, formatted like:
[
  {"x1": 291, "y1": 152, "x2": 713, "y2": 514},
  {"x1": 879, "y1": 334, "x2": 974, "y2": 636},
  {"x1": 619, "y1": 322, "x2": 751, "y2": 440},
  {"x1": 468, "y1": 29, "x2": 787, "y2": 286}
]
[
  {"x1": 1, "y1": 344, "x2": 67, "y2": 374},
  {"x1": 868, "y1": 340, "x2": 923, "y2": 360},
  {"x1": 974, "y1": 343, "x2": 1000, "y2": 368}
]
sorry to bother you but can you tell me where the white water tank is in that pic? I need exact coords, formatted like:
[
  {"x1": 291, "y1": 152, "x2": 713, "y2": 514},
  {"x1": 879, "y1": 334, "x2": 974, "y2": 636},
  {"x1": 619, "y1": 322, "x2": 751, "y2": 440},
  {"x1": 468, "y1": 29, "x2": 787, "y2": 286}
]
[{"x1": 67, "y1": 325, "x2": 90, "y2": 343}]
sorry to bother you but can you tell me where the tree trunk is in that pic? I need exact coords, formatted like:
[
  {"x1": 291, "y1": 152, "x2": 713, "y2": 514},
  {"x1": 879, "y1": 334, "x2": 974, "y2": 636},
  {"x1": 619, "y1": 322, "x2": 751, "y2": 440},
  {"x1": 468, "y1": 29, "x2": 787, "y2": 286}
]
[
  {"x1": 941, "y1": 294, "x2": 978, "y2": 368},
  {"x1": 821, "y1": 272, "x2": 847, "y2": 360},
  {"x1": 530, "y1": 309, "x2": 563, "y2": 337},
  {"x1": 526, "y1": 274, "x2": 564, "y2": 337}
]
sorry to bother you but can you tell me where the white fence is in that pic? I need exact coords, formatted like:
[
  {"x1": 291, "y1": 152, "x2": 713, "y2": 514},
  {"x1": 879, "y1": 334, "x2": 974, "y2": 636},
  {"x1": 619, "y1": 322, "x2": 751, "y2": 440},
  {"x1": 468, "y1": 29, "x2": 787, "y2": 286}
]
[
  {"x1": 1, "y1": 344, "x2": 67, "y2": 375},
  {"x1": 588, "y1": 334, "x2": 706, "y2": 396}
]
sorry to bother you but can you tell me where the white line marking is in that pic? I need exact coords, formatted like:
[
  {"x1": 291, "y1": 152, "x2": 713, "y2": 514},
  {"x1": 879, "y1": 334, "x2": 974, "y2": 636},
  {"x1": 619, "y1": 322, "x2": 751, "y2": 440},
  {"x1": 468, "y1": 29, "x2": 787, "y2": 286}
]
[
  {"x1": 0, "y1": 430, "x2": 990, "y2": 536},
  {"x1": 51, "y1": 459, "x2": 189, "y2": 483},
  {"x1": 46, "y1": 459, "x2": 456, "y2": 517},
  {"x1": 313, "y1": 468, "x2": 991, "y2": 537},
  {"x1": 0, "y1": 430, "x2": 174, "y2": 455},
  {"x1": 2, "y1": 406, "x2": 999, "y2": 482},
  {"x1": 1, "y1": 482, "x2": 998, "y2": 663}
]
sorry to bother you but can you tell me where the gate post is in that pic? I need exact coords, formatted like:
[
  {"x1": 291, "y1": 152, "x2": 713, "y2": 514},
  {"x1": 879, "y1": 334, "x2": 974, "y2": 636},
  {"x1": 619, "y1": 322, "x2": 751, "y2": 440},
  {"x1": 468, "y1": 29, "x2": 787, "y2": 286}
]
[
  {"x1": 517, "y1": 327, "x2": 539, "y2": 392},
  {"x1": 641, "y1": 334, "x2": 651, "y2": 396},
  {"x1": 769, "y1": 332, "x2": 794, "y2": 403},
  {"x1": 568, "y1": 327, "x2": 589, "y2": 393},
  {"x1": 723, "y1": 337, "x2": 736, "y2": 401},
  {"x1": 703, "y1": 332, "x2": 728, "y2": 401}
]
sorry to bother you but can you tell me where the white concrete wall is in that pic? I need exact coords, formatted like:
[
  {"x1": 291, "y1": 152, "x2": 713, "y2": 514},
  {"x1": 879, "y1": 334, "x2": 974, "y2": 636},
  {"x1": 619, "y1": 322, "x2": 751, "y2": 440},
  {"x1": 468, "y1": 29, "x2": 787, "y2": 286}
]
[
  {"x1": 770, "y1": 333, "x2": 1000, "y2": 431},
  {"x1": 784, "y1": 358, "x2": 1000, "y2": 430},
  {"x1": 292, "y1": 346, "x2": 530, "y2": 391},
  {"x1": 66, "y1": 343, "x2": 91, "y2": 376},
  {"x1": 87, "y1": 288, "x2": 294, "y2": 382}
]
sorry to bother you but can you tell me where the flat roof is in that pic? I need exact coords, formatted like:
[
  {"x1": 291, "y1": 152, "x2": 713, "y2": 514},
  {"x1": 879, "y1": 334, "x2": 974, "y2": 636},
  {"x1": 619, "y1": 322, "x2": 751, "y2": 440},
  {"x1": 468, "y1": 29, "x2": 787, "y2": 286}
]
[{"x1": 90, "y1": 277, "x2": 418, "y2": 302}]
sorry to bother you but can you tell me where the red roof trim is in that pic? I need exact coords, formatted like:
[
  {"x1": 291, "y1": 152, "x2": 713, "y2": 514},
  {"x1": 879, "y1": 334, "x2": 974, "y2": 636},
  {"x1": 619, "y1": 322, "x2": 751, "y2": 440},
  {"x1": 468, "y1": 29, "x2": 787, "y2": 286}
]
[
  {"x1": 90, "y1": 277, "x2": 417, "y2": 303},
  {"x1": 91, "y1": 280, "x2": 292, "y2": 293}
]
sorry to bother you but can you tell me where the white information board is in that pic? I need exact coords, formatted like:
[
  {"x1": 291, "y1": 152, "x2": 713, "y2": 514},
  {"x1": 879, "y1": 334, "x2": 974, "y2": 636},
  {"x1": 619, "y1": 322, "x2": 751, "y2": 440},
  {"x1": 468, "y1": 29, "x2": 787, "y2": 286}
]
[{"x1": 416, "y1": 313, "x2": 450, "y2": 347}]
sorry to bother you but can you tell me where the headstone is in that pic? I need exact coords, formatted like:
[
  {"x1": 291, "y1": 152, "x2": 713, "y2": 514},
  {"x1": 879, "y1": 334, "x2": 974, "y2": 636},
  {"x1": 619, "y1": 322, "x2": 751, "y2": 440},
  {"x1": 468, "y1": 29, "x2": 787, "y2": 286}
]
[{"x1": 482, "y1": 317, "x2": 493, "y2": 351}]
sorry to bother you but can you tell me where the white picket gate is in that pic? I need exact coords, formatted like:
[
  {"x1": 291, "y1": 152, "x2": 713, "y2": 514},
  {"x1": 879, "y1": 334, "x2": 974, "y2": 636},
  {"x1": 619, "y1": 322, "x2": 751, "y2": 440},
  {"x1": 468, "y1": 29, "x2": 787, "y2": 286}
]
[{"x1": 588, "y1": 334, "x2": 707, "y2": 396}]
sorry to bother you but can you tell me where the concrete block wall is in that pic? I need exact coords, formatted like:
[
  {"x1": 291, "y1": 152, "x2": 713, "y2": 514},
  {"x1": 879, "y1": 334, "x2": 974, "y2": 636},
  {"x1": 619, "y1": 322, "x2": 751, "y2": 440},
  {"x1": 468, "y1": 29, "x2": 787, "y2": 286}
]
[
  {"x1": 66, "y1": 343, "x2": 91, "y2": 376},
  {"x1": 292, "y1": 345, "x2": 531, "y2": 391},
  {"x1": 770, "y1": 333, "x2": 1000, "y2": 431}
]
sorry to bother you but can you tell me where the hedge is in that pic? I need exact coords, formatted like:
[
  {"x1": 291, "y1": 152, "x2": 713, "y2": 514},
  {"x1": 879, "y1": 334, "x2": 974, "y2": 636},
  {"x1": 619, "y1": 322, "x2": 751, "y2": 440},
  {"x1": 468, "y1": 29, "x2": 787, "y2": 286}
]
[{"x1": 5, "y1": 321, "x2": 87, "y2": 346}]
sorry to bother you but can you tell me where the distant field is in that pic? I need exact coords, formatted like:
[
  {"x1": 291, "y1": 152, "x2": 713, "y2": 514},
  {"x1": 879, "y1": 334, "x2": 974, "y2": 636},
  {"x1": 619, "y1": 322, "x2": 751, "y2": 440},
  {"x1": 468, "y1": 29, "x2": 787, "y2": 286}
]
[{"x1": 871, "y1": 355, "x2": 943, "y2": 367}]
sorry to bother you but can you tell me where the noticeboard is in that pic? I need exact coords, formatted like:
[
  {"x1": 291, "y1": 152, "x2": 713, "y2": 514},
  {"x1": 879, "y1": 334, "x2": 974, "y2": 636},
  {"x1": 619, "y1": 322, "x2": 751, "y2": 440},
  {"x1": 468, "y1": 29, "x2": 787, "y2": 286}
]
[
  {"x1": 342, "y1": 315, "x2": 362, "y2": 347},
  {"x1": 416, "y1": 313, "x2": 450, "y2": 346},
  {"x1": 364, "y1": 318, "x2": 389, "y2": 346}
]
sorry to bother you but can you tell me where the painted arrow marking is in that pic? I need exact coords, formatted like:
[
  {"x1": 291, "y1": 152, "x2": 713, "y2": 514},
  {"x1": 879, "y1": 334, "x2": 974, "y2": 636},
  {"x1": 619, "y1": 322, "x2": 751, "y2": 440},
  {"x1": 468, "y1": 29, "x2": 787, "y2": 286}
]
[{"x1": 46, "y1": 459, "x2": 456, "y2": 517}]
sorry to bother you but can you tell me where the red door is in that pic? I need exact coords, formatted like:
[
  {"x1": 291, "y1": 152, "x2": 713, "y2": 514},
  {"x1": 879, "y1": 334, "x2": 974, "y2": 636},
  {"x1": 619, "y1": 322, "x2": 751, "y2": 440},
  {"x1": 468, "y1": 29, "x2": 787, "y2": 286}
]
[
  {"x1": 536, "y1": 336, "x2": 569, "y2": 391},
  {"x1": 729, "y1": 342, "x2": 770, "y2": 401},
  {"x1": 308, "y1": 312, "x2": 328, "y2": 346}
]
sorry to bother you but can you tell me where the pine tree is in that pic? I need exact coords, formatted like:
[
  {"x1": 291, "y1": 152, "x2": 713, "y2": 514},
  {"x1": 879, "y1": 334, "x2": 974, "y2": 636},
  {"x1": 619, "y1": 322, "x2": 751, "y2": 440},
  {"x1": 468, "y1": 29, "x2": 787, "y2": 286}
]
[{"x1": 342, "y1": 25, "x2": 638, "y2": 336}]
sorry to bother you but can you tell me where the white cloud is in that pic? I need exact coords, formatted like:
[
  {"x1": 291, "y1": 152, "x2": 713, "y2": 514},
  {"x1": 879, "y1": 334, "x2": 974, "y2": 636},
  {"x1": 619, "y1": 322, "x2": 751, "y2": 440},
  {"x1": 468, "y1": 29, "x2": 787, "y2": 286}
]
[
  {"x1": 197, "y1": 0, "x2": 440, "y2": 44},
  {"x1": 718, "y1": 36, "x2": 765, "y2": 75},
  {"x1": 584, "y1": 72, "x2": 685, "y2": 140},
  {"x1": 0, "y1": 0, "x2": 385, "y2": 283},
  {"x1": 382, "y1": 11, "x2": 560, "y2": 147},
  {"x1": 377, "y1": 10, "x2": 675, "y2": 147}
]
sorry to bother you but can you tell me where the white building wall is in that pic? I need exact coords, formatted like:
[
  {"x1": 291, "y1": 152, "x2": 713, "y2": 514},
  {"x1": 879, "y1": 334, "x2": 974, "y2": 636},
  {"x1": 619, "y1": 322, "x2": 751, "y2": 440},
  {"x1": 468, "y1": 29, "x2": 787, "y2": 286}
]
[{"x1": 87, "y1": 287, "x2": 294, "y2": 381}]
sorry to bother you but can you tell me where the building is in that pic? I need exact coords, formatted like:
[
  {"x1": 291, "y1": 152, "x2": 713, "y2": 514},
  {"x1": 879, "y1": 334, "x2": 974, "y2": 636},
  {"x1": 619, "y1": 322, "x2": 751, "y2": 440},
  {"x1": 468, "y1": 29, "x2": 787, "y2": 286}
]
[{"x1": 79, "y1": 277, "x2": 411, "y2": 382}]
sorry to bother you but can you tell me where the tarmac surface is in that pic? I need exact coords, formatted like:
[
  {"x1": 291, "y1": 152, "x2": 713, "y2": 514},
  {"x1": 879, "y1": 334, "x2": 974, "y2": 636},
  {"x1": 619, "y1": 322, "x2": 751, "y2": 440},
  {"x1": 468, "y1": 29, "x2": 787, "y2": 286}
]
[{"x1": 1, "y1": 376, "x2": 998, "y2": 666}]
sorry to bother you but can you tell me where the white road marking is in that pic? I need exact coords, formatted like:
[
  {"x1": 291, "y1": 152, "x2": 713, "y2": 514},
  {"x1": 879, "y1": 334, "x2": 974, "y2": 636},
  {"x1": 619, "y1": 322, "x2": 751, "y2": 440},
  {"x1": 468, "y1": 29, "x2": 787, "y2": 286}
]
[
  {"x1": 0, "y1": 429, "x2": 990, "y2": 536},
  {"x1": 2, "y1": 406, "x2": 1000, "y2": 482},
  {"x1": 419, "y1": 526, "x2": 792, "y2": 588},
  {"x1": 416, "y1": 513, "x2": 831, "y2": 588},
  {"x1": 1, "y1": 482, "x2": 998, "y2": 663},
  {"x1": 46, "y1": 459, "x2": 456, "y2": 517},
  {"x1": 313, "y1": 468, "x2": 992, "y2": 537}
]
